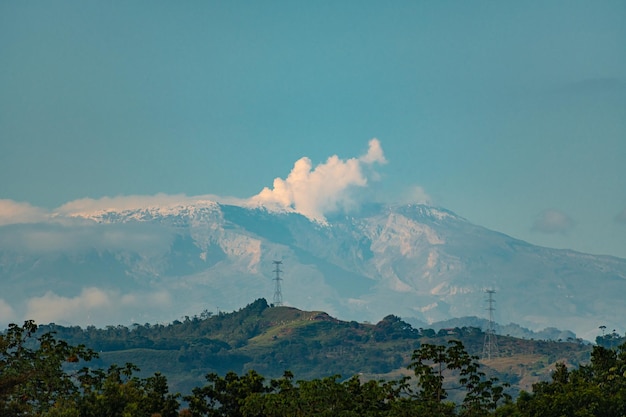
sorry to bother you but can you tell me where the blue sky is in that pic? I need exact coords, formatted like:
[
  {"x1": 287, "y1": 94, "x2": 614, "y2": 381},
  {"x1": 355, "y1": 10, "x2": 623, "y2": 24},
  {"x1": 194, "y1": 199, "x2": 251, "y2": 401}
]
[{"x1": 1, "y1": 1, "x2": 625, "y2": 258}]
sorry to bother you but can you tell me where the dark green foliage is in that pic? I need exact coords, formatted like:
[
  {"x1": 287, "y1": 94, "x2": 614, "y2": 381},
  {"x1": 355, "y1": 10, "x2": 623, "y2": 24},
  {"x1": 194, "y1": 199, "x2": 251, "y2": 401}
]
[
  {"x1": 28, "y1": 299, "x2": 593, "y2": 397},
  {"x1": 35, "y1": 299, "x2": 427, "y2": 386},
  {"x1": 596, "y1": 329, "x2": 625, "y2": 349},
  {"x1": 181, "y1": 339, "x2": 511, "y2": 416},
  {"x1": 186, "y1": 370, "x2": 269, "y2": 417},
  {"x1": 408, "y1": 340, "x2": 510, "y2": 416},
  {"x1": 39, "y1": 298, "x2": 271, "y2": 353},
  {"x1": 506, "y1": 342, "x2": 626, "y2": 417},
  {"x1": 0, "y1": 320, "x2": 180, "y2": 417},
  {"x1": 0, "y1": 320, "x2": 96, "y2": 416},
  {"x1": 240, "y1": 373, "x2": 408, "y2": 417},
  {"x1": 1, "y1": 321, "x2": 510, "y2": 417},
  {"x1": 74, "y1": 364, "x2": 180, "y2": 417},
  {"x1": 7, "y1": 316, "x2": 626, "y2": 417},
  {"x1": 373, "y1": 315, "x2": 420, "y2": 342}
]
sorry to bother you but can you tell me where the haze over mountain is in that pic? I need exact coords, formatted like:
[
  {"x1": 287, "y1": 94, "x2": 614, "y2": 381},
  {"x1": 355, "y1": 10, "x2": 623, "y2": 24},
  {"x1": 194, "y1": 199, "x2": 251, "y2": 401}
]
[
  {"x1": 3, "y1": 1, "x2": 624, "y2": 356},
  {"x1": 3, "y1": 2, "x2": 625, "y2": 262},
  {"x1": 1, "y1": 195, "x2": 624, "y2": 341},
  {"x1": 1, "y1": 140, "x2": 624, "y2": 341}
]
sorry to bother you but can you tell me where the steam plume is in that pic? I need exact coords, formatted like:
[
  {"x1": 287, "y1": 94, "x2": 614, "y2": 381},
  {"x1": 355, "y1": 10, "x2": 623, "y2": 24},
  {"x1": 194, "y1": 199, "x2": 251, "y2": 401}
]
[{"x1": 250, "y1": 139, "x2": 387, "y2": 221}]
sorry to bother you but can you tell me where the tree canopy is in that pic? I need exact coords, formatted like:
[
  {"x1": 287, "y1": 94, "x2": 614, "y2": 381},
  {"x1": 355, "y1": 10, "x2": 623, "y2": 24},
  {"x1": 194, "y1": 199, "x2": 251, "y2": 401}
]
[{"x1": 3, "y1": 318, "x2": 626, "y2": 416}]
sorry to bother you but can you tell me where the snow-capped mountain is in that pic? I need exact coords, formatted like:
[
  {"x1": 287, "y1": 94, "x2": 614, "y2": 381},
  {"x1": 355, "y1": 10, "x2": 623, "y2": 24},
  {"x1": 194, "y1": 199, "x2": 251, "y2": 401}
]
[{"x1": 1, "y1": 201, "x2": 624, "y2": 340}]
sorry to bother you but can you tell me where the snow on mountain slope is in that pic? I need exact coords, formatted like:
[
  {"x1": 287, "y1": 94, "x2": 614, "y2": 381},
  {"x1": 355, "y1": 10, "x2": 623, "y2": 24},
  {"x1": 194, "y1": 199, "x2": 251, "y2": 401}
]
[{"x1": 1, "y1": 201, "x2": 624, "y2": 340}]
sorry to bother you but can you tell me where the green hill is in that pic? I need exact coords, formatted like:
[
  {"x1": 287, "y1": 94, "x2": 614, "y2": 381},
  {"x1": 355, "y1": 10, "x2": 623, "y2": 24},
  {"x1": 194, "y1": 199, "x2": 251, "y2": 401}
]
[{"x1": 36, "y1": 299, "x2": 592, "y2": 397}]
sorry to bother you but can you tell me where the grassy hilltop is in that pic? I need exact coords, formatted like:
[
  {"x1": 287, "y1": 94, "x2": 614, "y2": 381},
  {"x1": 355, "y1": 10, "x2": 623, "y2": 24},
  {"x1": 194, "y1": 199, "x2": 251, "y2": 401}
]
[{"x1": 38, "y1": 299, "x2": 592, "y2": 397}]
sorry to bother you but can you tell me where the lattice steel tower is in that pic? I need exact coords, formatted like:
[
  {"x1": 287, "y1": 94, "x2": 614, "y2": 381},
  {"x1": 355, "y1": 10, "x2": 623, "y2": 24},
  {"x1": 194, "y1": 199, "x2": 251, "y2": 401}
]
[
  {"x1": 272, "y1": 260, "x2": 283, "y2": 307},
  {"x1": 482, "y1": 289, "x2": 499, "y2": 360}
]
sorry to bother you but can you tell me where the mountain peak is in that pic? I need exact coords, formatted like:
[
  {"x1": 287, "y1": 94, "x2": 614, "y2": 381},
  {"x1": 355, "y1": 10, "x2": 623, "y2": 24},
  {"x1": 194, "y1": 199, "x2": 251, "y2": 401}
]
[{"x1": 1, "y1": 201, "x2": 624, "y2": 340}]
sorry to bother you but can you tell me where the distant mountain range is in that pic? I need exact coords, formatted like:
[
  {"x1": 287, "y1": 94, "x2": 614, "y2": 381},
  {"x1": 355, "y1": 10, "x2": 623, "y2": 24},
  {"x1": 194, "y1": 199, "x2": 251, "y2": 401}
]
[{"x1": 1, "y1": 201, "x2": 625, "y2": 340}]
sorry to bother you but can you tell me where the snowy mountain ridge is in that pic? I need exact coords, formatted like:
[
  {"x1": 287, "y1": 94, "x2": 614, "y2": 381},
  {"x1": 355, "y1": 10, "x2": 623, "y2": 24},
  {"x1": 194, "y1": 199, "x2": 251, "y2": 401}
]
[
  {"x1": 63, "y1": 200, "x2": 223, "y2": 223},
  {"x1": 1, "y1": 201, "x2": 625, "y2": 340}
]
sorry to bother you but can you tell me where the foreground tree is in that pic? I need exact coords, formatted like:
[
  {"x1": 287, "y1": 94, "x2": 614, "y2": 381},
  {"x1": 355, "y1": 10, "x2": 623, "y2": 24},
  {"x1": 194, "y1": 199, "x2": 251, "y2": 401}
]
[
  {"x1": 239, "y1": 371, "x2": 408, "y2": 417},
  {"x1": 1, "y1": 320, "x2": 180, "y2": 417},
  {"x1": 506, "y1": 342, "x2": 626, "y2": 417},
  {"x1": 0, "y1": 320, "x2": 96, "y2": 416},
  {"x1": 186, "y1": 370, "x2": 269, "y2": 417},
  {"x1": 75, "y1": 364, "x2": 180, "y2": 417},
  {"x1": 409, "y1": 340, "x2": 509, "y2": 417},
  {"x1": 186, "y1": 340, "x2": 509, "y2": 417}
]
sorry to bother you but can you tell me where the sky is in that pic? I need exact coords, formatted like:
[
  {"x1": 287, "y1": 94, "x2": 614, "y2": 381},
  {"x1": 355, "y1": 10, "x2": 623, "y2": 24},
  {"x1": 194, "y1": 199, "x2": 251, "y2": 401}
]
[{"x1": 1, "y1": 1, "x2": 625, "y2": 258}]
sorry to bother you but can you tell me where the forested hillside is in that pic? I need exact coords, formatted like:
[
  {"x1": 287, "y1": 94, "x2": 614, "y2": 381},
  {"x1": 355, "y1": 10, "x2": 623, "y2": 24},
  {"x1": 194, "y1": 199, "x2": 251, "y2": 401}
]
[
  {"x1": 32, "y1": 299, "x2": 591, "y2": 397},
  {"x1": 2, "y1": 312, "x2": 626, "y2": 416}
]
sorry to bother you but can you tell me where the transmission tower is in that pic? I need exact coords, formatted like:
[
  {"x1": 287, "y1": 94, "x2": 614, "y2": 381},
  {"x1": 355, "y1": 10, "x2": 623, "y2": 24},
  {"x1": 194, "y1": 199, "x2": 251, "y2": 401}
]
[
  {"x1": 482, "y1": 289, "x2": 499, "y2": 360},
  {"x1": 272, "y1": 260, "x2": 283, "y2": 307}
]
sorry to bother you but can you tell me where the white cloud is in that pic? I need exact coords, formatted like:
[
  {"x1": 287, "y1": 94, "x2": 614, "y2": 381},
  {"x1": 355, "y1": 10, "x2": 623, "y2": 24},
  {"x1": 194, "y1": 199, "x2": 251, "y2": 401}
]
[
  {"x1": 0, "y1": 138, "x2": 407, "y2": 227},
  {"x1": 1, "y1": 195, "x2": 227, "y2": 226},
  {"x1": 358, "y1": 138, "x2": 387, "y2": 164},
  {"x1": 249, "y1": 139, "x2": 387, "y2": 221},
  {"x1": 532, "y1": 209, "x2": 575, "y2": 234},
  {"x1": 54, "y1": 193, "x2": 247, "y2": 216},
  {"x1": 1, "y1": 140, "x2": 391, "y2": 225},
  {"x1": 56, "y1": 193, "x2": 185, "y2": 214},
  {"x1": 0, "y1": 199, "x2": 49, "y2": 225},
  {"x1": 24, "y1": 287, "x2": 172, "y2": 326},
  {"x1": 0, "y1": 222, "x2": 174, "y2": 254},
  {"x1": 26, "y1": 288, "x2": 112, "y2": 325},
  {"x1": 0, "y1": 299, "x2": 17, "y2": 323}
]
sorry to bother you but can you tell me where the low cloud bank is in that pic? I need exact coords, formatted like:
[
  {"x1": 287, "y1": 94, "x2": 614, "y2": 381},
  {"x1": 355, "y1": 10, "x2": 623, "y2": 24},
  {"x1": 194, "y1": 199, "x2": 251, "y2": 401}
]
[
  {"x1": 20, "y1": 288, "x2": 172, "y2": 327},
  {"x1": 55, "y1": 193, "x2": 251, "y2": 217},
  {"x1": 0, "y1": 299, "x2": 16, "y2": 323},
  {"x1": 0, "y1": 222, "x2": 174, "y2": 254},
  {"x1": 0, "y1": 200, "x2": 49, "y2": 225},
  {"x1": 0, "y1": 139, "x2": 433, "y2": 225}
]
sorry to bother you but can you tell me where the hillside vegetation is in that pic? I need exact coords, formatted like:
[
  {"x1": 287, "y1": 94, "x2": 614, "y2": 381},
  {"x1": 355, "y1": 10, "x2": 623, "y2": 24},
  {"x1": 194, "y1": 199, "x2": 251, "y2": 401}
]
[
  {"x1": 6, "y1": 300, "x2": 626, "y2": 416},
  {"x1": 36, "y1": 299, "x2": 592, "y2": 397}
]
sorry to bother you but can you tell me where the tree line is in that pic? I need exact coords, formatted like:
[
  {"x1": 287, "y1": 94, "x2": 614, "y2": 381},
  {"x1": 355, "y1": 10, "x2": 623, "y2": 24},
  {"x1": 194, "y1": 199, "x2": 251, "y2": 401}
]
[
  {"x1": 30, "y1": 299, "x2": 591, "y2": 394},
  {"x1": 3, "y1": 319, "x2": 626, "y2": 416}
]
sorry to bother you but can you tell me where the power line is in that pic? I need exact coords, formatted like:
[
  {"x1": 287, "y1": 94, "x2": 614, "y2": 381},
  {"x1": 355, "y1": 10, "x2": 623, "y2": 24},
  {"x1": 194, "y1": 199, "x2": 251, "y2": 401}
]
[
  {"x1": 272, "y1": 260, "x2": 283, "y2": 307},
  {"x1": 482, "y1": 289, "x2": 499, "y2": 360}
]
